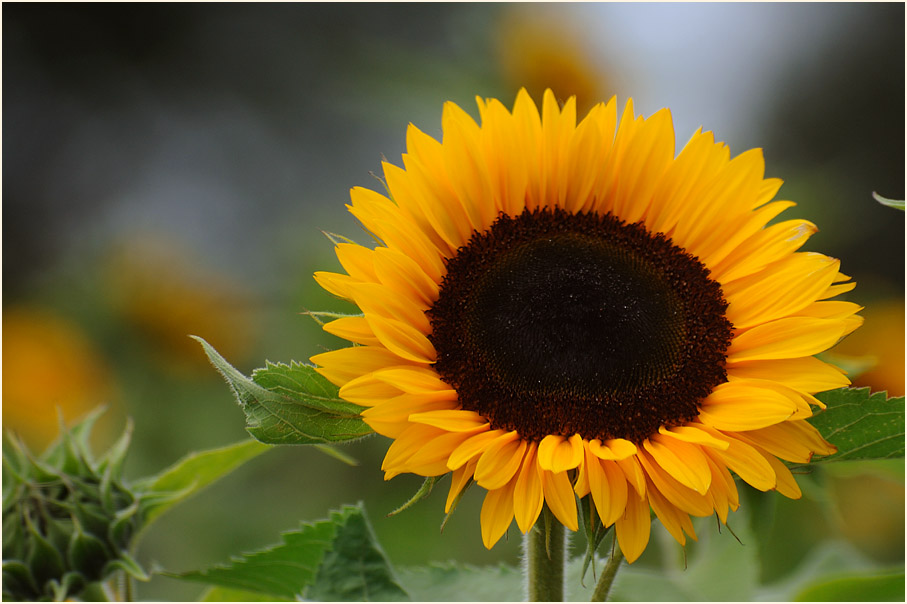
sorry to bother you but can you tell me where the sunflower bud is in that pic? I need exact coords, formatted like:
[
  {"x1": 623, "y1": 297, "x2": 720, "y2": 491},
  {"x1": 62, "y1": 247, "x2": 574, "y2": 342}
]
[{"x1": 2, "y1": 410, "x2": 148, "y2": 601}]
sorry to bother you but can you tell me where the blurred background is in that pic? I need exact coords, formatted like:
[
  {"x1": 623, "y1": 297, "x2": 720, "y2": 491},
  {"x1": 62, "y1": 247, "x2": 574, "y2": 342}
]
[{"x1": 3, "y1": 3, "x2": 904, "y2": 600}]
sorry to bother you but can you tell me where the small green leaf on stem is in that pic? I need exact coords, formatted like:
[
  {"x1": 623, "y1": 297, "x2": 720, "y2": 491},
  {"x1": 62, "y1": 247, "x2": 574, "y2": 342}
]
[
  {"x1": 872, "y1": 191, "x2": 905, "y2": 210},
  {"x1": 387, "y1": 476, "x2": 441, "y2": 517},
  {"x1": 135, "y1": 439, "x2": 271, "y2": 524},
  {"x1": 192, "y1": 336, "x2": 374, "y2": 445}
]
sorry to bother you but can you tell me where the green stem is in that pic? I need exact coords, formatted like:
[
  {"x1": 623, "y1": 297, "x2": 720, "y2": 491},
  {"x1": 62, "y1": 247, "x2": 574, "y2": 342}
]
[
  {"x1": 526, "y1": 509, "x2": 566, "y2": 601},
  {"x1": 590, "y1": 544, "x2": 624, "y2": 602}
]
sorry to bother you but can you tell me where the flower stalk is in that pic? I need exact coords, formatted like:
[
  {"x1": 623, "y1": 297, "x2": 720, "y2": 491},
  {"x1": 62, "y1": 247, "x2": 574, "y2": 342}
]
[
  {"x1": 525, "y1": 509, "x2": 566, "y2": 601},
  {"x1": 590, "y1": 545, "x2": 624, "y2": 602}
]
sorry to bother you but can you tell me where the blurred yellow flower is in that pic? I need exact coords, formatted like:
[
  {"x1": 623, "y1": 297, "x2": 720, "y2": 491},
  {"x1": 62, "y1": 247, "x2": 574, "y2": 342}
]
[
  {"x1": 104, "y1": 236, "x2": 257, "y2": 373},
  {"x1": 831, "y1": 299, "x2": 904, "y2": 396},
  {"x1": 495, "y1": 7, "x2": 614, "y2": 115},
  {"x1": 2, "y1": 307, "x2": 114, "y2": 449}
]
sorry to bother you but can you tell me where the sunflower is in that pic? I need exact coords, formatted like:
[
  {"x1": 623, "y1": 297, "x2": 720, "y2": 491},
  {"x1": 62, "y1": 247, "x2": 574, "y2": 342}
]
[{"x1": 311, "y1": 90, "x2": 862, "y2": 562}]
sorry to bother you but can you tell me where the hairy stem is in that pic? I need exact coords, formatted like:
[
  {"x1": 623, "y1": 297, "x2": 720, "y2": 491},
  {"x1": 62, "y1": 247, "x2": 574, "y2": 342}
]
[
  {"x1": 526, "y1": 510, "x2": 566, "y2": 601},
  {"x1": 590, "y1": 544, "x2": 624, "y2": 602}
]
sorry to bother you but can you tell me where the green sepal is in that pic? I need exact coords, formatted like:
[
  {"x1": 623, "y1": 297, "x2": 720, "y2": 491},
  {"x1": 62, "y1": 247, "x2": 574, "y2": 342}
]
[
  {"x1": 193, "y1": 336, "x2": 374, "y2": 445},
  {"x1": 50, "y1": 571, "x2": 87, "y2": 602},
  {"x1": 36, "y1": 510, "x2": 72, "y2": 554},
  {"x1": 44, "y1": 417, "x2": 94, "y2": 477},
  {"x1": 440, "y1": 478, "x2": 473, "y2": 534},
  {"x1": 872, "y1": 191, "x2": 905, "y2": 210},
  {"x1": 109, "y1": 500, "x2": 141, "y2": 547},
  {"x1": 24, "y1": 513, "x2": 66, "y2": 587},
  {"x1": 68, "y1": 517, "x2": 112, "y2": 580},
  {"x1": 301, "y1": 310, "x2": 364, "y2": 327},
  {"x1": 96, "y1": 418, "x2": 134, "y2": 480},
  {"x1": 577, "y1": 494, "x2": 613, "y2": 586},
  {"x1": 104, "y1": 550, "x2": 150, "y2": 582},
  {"x1": 387, "y1": 476, "x2": 440, "y2": 517},
  {"x1": 2, "y1": 560, "x2": 39, "y2": 600}
]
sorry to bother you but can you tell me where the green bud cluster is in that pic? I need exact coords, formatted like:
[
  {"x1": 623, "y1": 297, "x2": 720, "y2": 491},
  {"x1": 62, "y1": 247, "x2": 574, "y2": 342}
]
[{"x1": 2, "y1": 410, "x2": 149, "y2": 601}]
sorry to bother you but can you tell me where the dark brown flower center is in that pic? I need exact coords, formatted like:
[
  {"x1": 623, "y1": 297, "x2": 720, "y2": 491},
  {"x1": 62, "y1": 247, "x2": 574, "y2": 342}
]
[{"x1": 427, "y1": 208, "x2": 733, "y2": 443}]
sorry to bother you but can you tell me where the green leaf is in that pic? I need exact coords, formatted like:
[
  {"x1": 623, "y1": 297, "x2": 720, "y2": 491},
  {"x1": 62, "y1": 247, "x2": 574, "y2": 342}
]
[
  {"x1": 165, "y1": 509, "x2": 341, "y2": 598},
  {"x1": 305, "y1": 505, "x2": 409, "y2": 601},
  {"x1": 396, "y1": 563, "x2": 522, "y2": 602},
  {"x1": 135, "y1": 439, "x2": 270, "y2": 524},
  {"x1": 794, "y1": 570, "x2": 904, "y2": 601},
  {"x1": 810, "y1": 388, "x2": 905, "y2": 462},
  {"x1": 872, "y1": 191, "x2": 905, "y2": 210},
  {"x1": 166, "y1": 503, "x2": 406, "y2": 601},
  {"x1": 193, "y1": 336, "x2": 374, "y2": 445}
]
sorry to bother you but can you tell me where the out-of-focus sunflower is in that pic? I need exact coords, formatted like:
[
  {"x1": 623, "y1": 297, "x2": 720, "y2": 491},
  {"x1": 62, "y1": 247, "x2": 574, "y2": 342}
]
[
  {"x1": 2, "y1": 307, "x2": 114, "y2": 449},
  {"x1": 311, "y1": 90, "x2": 862, "y2": 562},
  {"x1": 104, "y1": 236, "x2": 257, "y2": 372},
  {"x1": 827, "y1": 299, "x2": 904, "y2": 397},
  {"x1": 495, "y1": 8, "x2": 613, "y2": 115}
]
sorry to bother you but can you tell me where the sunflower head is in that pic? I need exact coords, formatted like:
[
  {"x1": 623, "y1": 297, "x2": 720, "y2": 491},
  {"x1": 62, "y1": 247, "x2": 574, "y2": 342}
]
[{"x1": 312, "y1": 89, "x2": 861, "y2": 562}]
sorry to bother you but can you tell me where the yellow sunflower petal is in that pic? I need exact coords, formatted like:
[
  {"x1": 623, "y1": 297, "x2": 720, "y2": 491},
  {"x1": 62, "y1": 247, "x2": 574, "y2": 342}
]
[
  {"x1": 475, "y1": 435, "x2": 527, "y2": 490},
  {"x1": 700, "y1": 428, "x2": 777, "y2": 492},
  {"x1": 476, "y1": 96, "x2": 529, "y2": 217},
  {"x1": 540, "y1": 468, "x2": 578, "y2": 531},
  {"x1": 513, "y1": 443, "x2": 544, "y2": 532},
  {"x1": 657, "y1": 425, "x2": 730, "y2": 450},
  {"x1": 346, "y1": 282, "x2": 431, "y2": 333},
  {"x1": 401, "y1": 426, "x2": 489, "y2": 477},
  {"x1": 615, "y1": 487, "x2": 651, "y2": 564},
  {"x1": 585, "y1": 449, "x2": 630, "y2": 527},
  {"x1": 643, "y1": 435, "x2": 712, "y2": 494},
  {"x1": 480, "y1": 477, "x2": 517, "y2": 549},
  {"x1": 408, "y1": 409, "x2": 488, "y2": 431},
  {"x1": 726, "y1": 356, "x2": 850, "y2": 393},
  {"x1": 723, "y1": 253, "x2": 840, "y2": 329},
  {"x1": 537, "y1": 433, "x2": 584, "y2": 472},
  {"x1": 645, "y1": 129, "x2": 727, "y2": 236},
  {"x1": 381, "y1": 424, "x2": 446, "y2": 477},
  {"x1": 712, "y1": 219, "x2": 817, "y2": 283},
  {"x1": 735, "y1": 419, "x2": 836, "y2": 462},
  {"x1": 443, "y1": 100, "x2": 498, "y2": 230},
  {"x1": 447, "y1": 429, "x2": 511, "y2": 470},
  {"x1": 373, "y1": 247, "x2": 439, "y2": 307},
  {"x1": 698, "y1": 380, "x2": 798, "y2": 431},
  {"x1": 322, "y1": 316, "x2": 382, "y2": 347},
  {"x1": 646, "y1": 477, "x2": 696, "y2": 546},
  {"x1": 727, "y1": 317, "x2": 849, "y2": 363},
  {"x1": 368, "y1": 366, "x2": 452, "y2": 394},
  {"x1": 636, "y1": 448, "x2": 713, "y2": 516},
  {"x1": 311, "y1": 346, "x2": 414, "y2": 387},
  {"x1": 446, "y1": 459, "x2": 477, "y2": 513},
  {"x1": 617, "y1": 456, "x2": 647, "y2": 498},
  {"x1": 703, "y1": 453, "x2": 738, "y2": 524},
  {"x1": 757, "y1": 447, "x2": 802, "y2": 499},
  {"x1": 366, "y1": 314, "x2": 437, "y2": 364},
  {"x1": 360, "y1": 395, "x2": 456, "y2": 438},
  {"x1": 334, "y1": 243, "x2": 379, "y2": 282}
]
